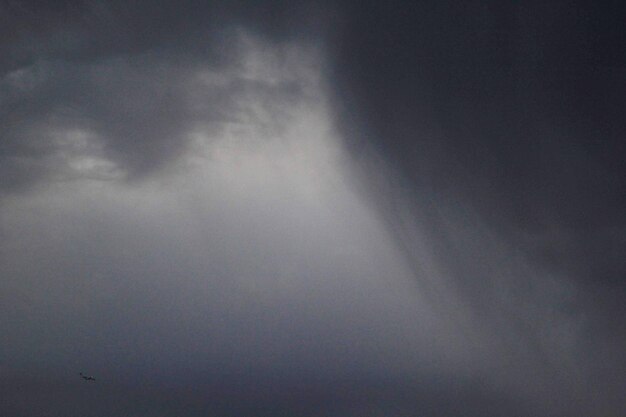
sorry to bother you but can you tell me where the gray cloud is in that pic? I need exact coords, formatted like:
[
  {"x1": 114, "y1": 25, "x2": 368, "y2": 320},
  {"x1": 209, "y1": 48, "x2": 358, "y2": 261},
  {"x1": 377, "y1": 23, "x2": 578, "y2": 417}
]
[
  {"x1": 0, "y1": 0, "x2": 325, "y2": 195},
  {"x1": 0, "y1": 38, "x2": 306, "y2": 194},
  {"x1": 1, "y1": 26, "x2": 483, "y2": 415},
  {"x1": 1, "y1": 2, "x2": 625, "y2": 417}
]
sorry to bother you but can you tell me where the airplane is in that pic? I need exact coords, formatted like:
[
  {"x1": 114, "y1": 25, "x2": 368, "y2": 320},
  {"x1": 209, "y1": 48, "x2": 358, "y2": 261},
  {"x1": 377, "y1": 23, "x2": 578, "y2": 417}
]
[{"x1": 79, "y1": 372, "x2": 96, "y2": 382}]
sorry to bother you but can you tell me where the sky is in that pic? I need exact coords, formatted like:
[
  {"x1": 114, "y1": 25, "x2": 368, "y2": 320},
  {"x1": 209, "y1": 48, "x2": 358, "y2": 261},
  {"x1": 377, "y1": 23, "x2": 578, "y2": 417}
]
[{"x1": 1, "y1": 1, "x2": 625, "y2": 416}]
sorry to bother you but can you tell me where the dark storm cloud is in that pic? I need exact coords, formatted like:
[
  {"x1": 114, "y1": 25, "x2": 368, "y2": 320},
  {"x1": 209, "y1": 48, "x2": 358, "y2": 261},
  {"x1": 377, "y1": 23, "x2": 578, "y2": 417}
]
[
  {"x1": 330, "y1": 0, "x2": 626, "y2": 279},
  {"x1": 327, "y1": 0, "x2": 626, "y2": 413},
  {"x1": 2, "y1": 1, "x2": 626, "y2": 417}
]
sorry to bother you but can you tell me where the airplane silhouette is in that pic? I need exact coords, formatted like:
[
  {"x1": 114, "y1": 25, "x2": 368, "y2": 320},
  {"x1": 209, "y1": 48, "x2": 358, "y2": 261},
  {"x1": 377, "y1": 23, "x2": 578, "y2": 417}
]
[{"x1": 79, "y1": 372, "x2": 96, "y2": 381}]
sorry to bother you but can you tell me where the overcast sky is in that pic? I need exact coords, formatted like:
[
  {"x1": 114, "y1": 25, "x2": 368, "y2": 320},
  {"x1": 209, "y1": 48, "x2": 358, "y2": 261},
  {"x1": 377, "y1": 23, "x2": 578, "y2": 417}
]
[{"x1": 1, "y1": 2, "x2": 625, "y2": 416}]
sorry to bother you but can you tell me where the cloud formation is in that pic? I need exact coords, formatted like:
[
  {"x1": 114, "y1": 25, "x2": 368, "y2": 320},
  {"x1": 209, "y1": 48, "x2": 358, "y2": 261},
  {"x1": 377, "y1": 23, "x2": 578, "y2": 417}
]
[{"x1": 1, "y1": 1, "x2": 625, "y2": 417}]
